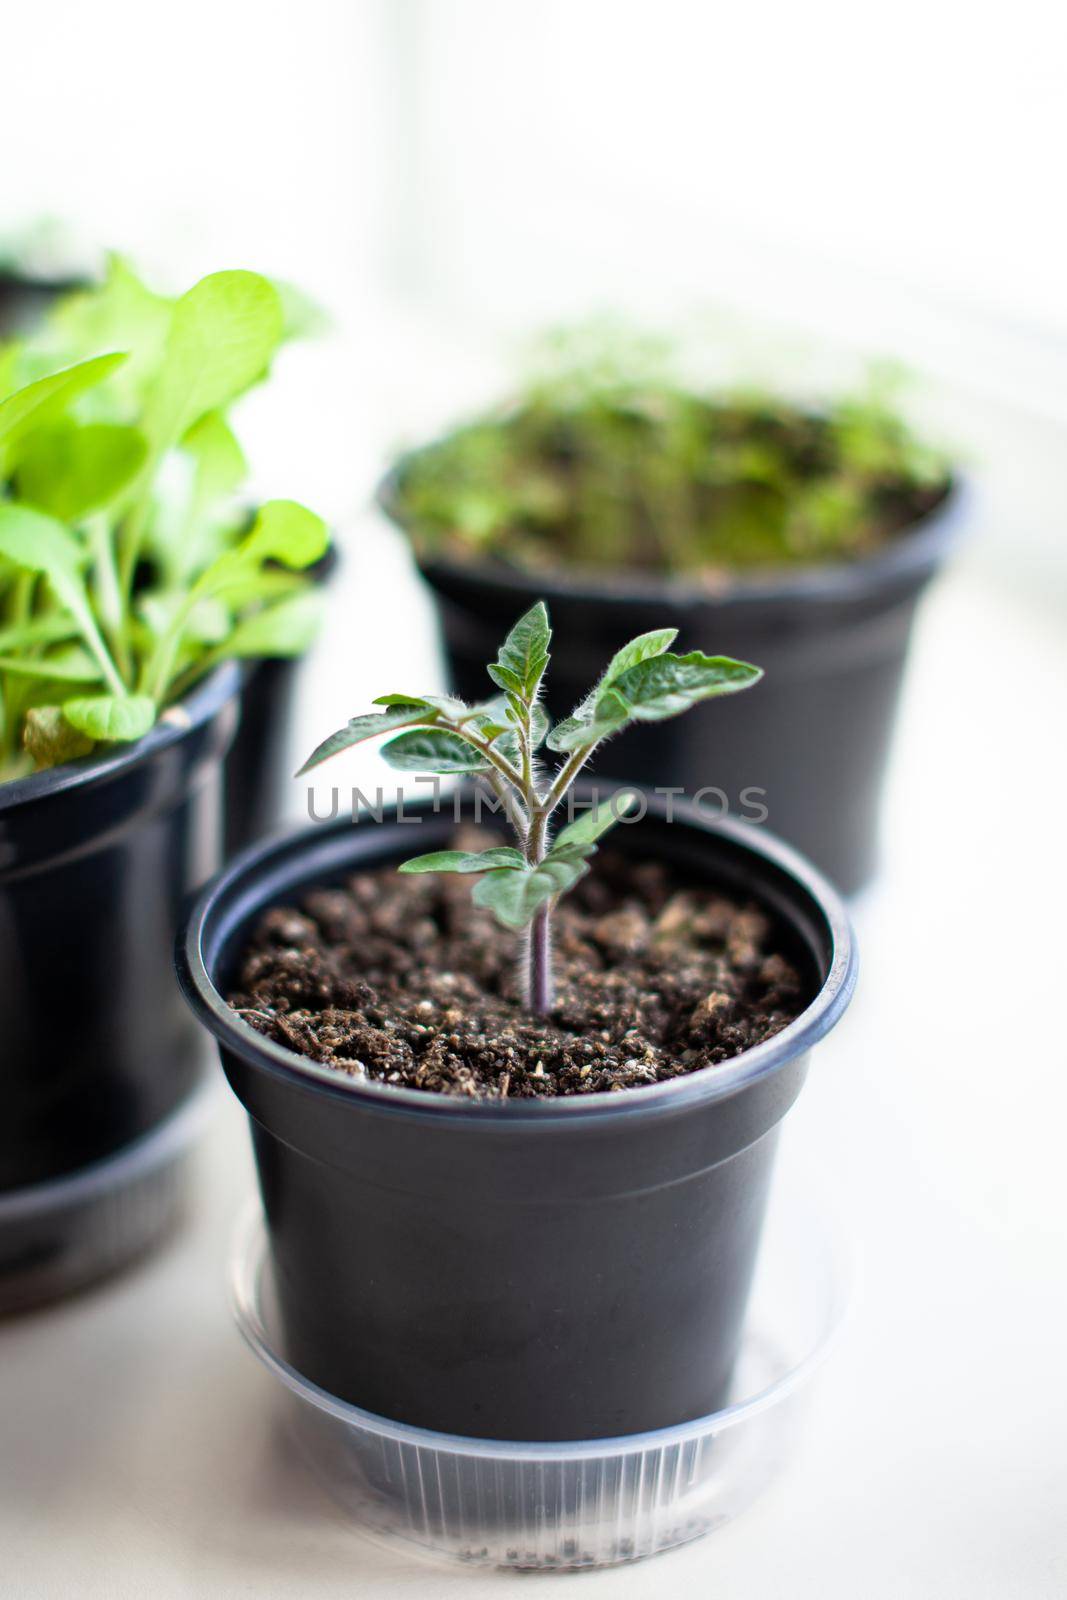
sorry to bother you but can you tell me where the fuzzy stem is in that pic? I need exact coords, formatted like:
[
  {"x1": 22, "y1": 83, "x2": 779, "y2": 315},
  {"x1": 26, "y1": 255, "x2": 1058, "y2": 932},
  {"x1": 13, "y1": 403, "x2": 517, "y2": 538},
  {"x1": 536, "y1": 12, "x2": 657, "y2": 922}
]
[
  {"x1": 524, "y1": 804, "x2": 553, "y2": 1013},
  {"x1": 528, "y1": 904, "x2": 552, "y2": 1014},
  {"x1": 455, "y1": 724, "x2": 525, "y2": 795},
  {"x1": 517, "y1": 725, "x2": 606, "y2": 1015},
  {"x1": 540, "y1": 740, "x2": 598, "y2": 820},
  {"x1": 485, "y1": 769, "x2": 528, "y2": 846}
]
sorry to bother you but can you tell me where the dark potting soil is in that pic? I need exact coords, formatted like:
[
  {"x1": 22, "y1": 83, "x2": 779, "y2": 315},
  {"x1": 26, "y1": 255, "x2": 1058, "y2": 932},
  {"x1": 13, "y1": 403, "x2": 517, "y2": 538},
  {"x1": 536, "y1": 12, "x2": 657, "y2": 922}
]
[{"x1": 228, "y1": 844, "x2": 809, "y2": 1099}]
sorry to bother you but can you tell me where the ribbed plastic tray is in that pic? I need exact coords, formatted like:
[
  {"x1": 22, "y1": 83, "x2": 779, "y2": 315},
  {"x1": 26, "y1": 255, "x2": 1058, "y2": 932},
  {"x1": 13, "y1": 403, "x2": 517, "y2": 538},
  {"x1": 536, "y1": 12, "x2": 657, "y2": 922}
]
[{"x1": 230, "y1": 1168, "x2": 851, "y2": 1570}]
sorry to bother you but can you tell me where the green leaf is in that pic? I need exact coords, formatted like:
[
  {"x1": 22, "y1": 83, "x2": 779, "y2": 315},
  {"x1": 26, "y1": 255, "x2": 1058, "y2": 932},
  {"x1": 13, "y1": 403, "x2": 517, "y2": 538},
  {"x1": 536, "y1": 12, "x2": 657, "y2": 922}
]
[
  {"x1": 399, "y1": 847, "x2": 526, "y2": 875},
  {"x1": 471, "y1": 855, "x2": 589, "y2": 930},
  {"x1": 100, "y1": 274, "x2": 282, "y2": 600},
  {"x1": 459, "y1": 692, "x2": 506, "y2": 727},
  {"x1": 549, "y1": 791, "x2": 639, "y2": 855},
  {"x1": 549, "y1": 653, "x2": 761, "y2": 750},
  {"x1": 180, "y1": 410, "x2": 248, "y2": 502},
  {"x1": 604, "y1": 652, "x2": 762, "y2": 721},
  {"x1": 191, "y1": 501, "x2": 328, "y2": 615},
  {"x1": 532, "y1": 701, "x2": 551, "y2": 749},
  {"x1": 295, "y1": 704, "x2": 438, "y2": 776},
  {"x1": 0, "y1": 648, "x2": 102, "y2": 683},
  {"x1": 237, "y1": 499, "x2": 328, "y2": 571},
  {"x1": 15, "y1": 421, "x2": 148, "y2": 520},
  {"x1": 575, "y1": 627, "x2": 678, "y2": 717},
  {"x1": 183, "y1": 567, "x2": 304, "y2": 615},
  {"x1": 0, "y1": 352, "x2": 127, "y2": 462},
  {"x1": 22, "y1": 706, "x2": 94, "y2": 770},
  {"x1": 0, "y1": 504, "x2": 124, "y2": 694},
  {"x1": 62, "y1": 694, "x2": 156, "y2": 743},
  {"x1": 372, "y1": 693, "x2": 474, "y2": 723},
  {"x1": 44, "y1": 255, "x2": 173, "y2": 404},
  {"x1": 422, "y1": 694, "x2": 473, "y2": 719},
  {"x1": 598, "y1": 628, "x2": 679, "y2": 686},
  {"x1": 138, "y1": 496, "x2": 326, "y2": 706},
  {"x1": 380, "y1": 728, "x2": 489, "y2": 774},
  {"x1": 469, "y1": 698, "x2": 549, "y2": 763},
  {"x1": 140, "y1": 271, "x2": 284, "y2": 454},
  {"x1": 0, "y1": 615, "x2": 80, "y2": 653},
  {"x1": 545, "y1": 698, "x2": 629, "y2": 752},
  {"x1": 544, "y1": 715, "x2": 584, "y2": 753},
  {"x1": 547, "y1": 628, "x2": 677, "y2": 751},
  {"x1": 485, "y1": 662, "x2": 522, "y2": 695},
  {"x1": 491, "y1": 601, "x2": 551, "y2": 700},
  {"x1": 138, "y1": 593, "x2": 230, "y2": 645},
  {"x1": 0, "y1": 503, "x2": 88, "y2": 585},
  {"x1": 218, "y1": 590, "x2": 322, "y2": 660}
]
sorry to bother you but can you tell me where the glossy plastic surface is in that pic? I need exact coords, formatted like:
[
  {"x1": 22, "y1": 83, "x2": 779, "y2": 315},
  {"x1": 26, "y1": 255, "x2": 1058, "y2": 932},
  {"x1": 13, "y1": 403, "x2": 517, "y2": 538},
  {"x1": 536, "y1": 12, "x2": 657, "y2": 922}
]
[
  {"x1": 0, "y1": 665, "x2": 239, "y2": 1307},
  {"x1": 0, "y1": 1080, "x2": 214, "y2": 1315}
]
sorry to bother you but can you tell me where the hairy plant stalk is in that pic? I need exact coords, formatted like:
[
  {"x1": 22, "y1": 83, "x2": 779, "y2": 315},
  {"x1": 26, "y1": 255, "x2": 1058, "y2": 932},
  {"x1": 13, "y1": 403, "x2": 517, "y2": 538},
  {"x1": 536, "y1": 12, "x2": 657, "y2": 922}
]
[
  {"x1": 542, "y1": 744, "x2": 594, "y2": 816},
  {"x1": 524, "y1": 805, "x2": 552, "y2": 1013},
  {"x1": 484, "y1": 770, "x2": 529, "y2": 845},
  {"x1": 528, "y1": 905, "x2": 553, "y2": 1014}
]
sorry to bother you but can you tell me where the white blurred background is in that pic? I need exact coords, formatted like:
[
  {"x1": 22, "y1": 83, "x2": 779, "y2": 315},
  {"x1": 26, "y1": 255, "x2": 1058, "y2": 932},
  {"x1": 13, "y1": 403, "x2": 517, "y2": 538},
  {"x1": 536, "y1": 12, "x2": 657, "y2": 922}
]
[
  {"x1": 2, "y1": 0, "x2": 1064, "y2": 572},
  {"x1": 1, "y1": 6, "x2": 1065, "y2": 1595},
  {"x1": 10, "y1": 0, "x2": 1062, "y2": 775}
]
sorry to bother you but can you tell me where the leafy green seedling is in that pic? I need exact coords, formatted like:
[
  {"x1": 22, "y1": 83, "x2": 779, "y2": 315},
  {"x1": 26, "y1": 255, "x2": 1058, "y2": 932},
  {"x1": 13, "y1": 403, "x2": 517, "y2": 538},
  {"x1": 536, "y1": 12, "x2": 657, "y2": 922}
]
[
  {"x1": 391, "y1": 322, "x2": 951, "y2": 576},
  {"x1": 0, "y1": 259, "x2": 326, "y2": 780},
  {"x1": 299, "y1": 602, "x2": 760, "y2": 1013}
]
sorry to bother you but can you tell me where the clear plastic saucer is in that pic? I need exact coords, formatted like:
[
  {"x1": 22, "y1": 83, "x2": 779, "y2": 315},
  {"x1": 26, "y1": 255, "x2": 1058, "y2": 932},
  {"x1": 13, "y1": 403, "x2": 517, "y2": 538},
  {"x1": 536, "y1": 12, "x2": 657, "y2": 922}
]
[
  {"x1": 230, "y1": 1170, "x2": 852, "y2": 1570},
  {"x1": 0, "y1": 1080, "x2": 215, "y2": 1316}
]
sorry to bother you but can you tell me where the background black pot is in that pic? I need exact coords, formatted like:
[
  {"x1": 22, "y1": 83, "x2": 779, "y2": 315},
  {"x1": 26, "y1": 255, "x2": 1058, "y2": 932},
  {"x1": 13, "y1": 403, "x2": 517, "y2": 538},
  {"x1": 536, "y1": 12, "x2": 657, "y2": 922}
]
[
  {"x1": 178, "y1": 788, "x2": 855, "y2": 1442},
  {"x1": 382, "y1": 475, "x2": 964, "y2": 895},
  {"x1": 0, "y1": 663, "x2": 241, "y2": 1313},
  {"x1": 224, "y1": 543, "x2": 339, "y2": 856}
]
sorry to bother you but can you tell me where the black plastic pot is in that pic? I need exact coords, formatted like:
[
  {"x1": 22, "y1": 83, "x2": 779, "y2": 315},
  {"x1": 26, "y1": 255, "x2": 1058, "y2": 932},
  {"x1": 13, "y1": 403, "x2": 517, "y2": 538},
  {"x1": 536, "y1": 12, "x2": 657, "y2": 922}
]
[
  {"x1": 224, "y1": 543, "x2": 338, "y2": 857},
  {"x1": 383, "y1": 476, "x2": 964, "y2": 895},
  {"x1": 178, "y1": 787, "x2": 855, "y2": 1442},
  {"x1": 0, "y1": 663, "x2": 241, "y2": 1313}
]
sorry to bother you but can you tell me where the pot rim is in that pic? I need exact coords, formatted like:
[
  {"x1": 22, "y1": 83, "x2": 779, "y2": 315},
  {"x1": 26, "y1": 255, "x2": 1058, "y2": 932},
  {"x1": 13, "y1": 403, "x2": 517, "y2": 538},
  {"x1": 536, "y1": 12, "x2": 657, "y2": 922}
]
[
  {"x1": 379, "y1": 458, "x2": 966, "y2": 611},
  {"x1": 0, "y1": 660, "x2": 242, "y2": 816},
  {"x1": 177, "y1": 787, "x2": 857, "y2": 1125}
]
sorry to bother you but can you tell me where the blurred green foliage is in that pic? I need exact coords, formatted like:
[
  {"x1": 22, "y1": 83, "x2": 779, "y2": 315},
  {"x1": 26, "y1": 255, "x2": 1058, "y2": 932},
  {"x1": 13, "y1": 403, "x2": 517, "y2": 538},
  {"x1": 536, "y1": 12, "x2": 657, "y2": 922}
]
[{"x1": 392, "y1": 324, "x2": 951, "y2": 576}]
